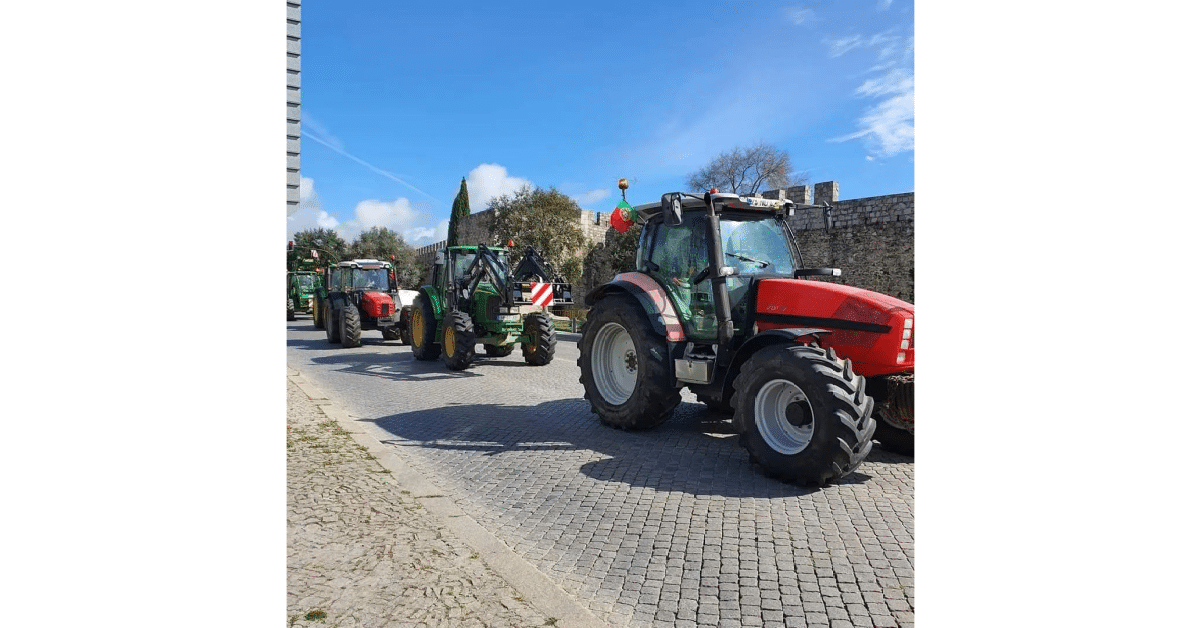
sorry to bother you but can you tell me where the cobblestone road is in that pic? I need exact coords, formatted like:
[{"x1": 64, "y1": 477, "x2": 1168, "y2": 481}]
[
  {"x1": 287, "y1": 320, "x2": 915, "y2": 628},
  {"x1": 287, "y1": 374, "x2": 555, "y2": 628}
]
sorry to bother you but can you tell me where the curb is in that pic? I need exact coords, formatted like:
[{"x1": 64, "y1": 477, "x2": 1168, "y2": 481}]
[{"x1": 287, "y1": 368, "x2": 607, "y2": 628}]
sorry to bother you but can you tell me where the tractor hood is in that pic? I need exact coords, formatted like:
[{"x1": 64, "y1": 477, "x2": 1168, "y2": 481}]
[
  {"x1": 361, "y1": 291, "x2": 396, "y2": 318},
  {"x1": 754, "y1": 278, "x2": 914, "y2": 377}
]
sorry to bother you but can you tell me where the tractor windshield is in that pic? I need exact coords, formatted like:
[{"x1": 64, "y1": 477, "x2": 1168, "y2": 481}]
[
  {"x1": 351, "y1": 268, "x2": 389, "y2": 290},
  {"x1": 295, "y1": 274, "x2": 316, "y2": 290},
  {"x1": 719, "y1": 215, "x2": 799, "y2": 277}
]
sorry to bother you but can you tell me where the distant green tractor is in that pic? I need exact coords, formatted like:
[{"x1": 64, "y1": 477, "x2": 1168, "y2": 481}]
[
  {"x1": 287, "y1": 271, "x2": 320, "y2": 321},
  {"x1": 410, "y1": 244, "x2": 572, "y2": 370}
]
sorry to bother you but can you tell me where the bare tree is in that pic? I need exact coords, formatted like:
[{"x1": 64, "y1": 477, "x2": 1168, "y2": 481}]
[{"x1": 685, "y1": 143, "x2": 808, "y2": 195}]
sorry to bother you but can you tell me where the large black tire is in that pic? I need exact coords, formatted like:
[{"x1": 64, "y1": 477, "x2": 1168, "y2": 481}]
[
  {"x1": 341, "y1": 306, "x2": 362, "y2": 348},
  {"x1": 441, "y1": 310, "x2": 475, "y2": 370},
  {"x1": 313, "y1": 298, "x2": 324, "y2": 329},
  {"x1": 733, "y1": 344, "x2": 875, "y2": 486},
  {"x1": 325, "y1": 303, "x2": 341, "y2": 344},
  {"x1": 522, "y1": 312, "x2": 556, "y2": 366},
  {"x1": 409, "y1": 294, "x2": 440, "y2": 361},
  {"x1": 398, "y1": 307, "x2": 413, "y2": 345},
  {"x1": 381, "y1": 326, "x2": 402, "y2": 341},
  {"x1": 873, "y1": 421, "x2": 914, "y2": 456},
  {"x1": 484, "y1": 343, "x2": 514, "y2": 357},
  {"x1": 287, "y1": 298, "x2": 296, "y2": 321},
  {"x1": 578, "y1": 294, "x2": 681, "y2": 429}
]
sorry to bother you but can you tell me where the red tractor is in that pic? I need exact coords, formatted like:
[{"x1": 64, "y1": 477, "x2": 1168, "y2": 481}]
[{"x1": 578, "y1": 190, "x2": 914, "y2": 485}]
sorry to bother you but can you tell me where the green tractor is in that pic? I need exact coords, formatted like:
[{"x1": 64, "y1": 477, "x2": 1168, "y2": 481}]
[
  {"x1": 287, "y1": 243, "x2": 322, "y2": 321},
  {"x1": 410, "y1": 244, "x2": 572, "y2": 370}
]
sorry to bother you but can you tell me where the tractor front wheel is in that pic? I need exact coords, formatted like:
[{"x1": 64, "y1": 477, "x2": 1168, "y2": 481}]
[
  {"x1": 442, "y1": 311, "x2": 475, "y2": 370},
  {"x1": 410, "y1": 294, "x2": 440, "y2": 360},
  {"x1": 522, "y1": 312, "x2": 556, "y2": 366},
  {"x1": 287, "y1": 298, "x2": 295, "y2": 321},
  {"x1": 313, "y1": 299, "x2": 324, "y2": 329},
  {"x1": 733, "y1": 344, "x2": 875, "y2": 486},
  {"x1": 325, "y1": 303, "x2": 341, "y2": 344},
  {"x1": 341, "y1": 306, "x2": 362, "y2": 348},
  {"x1": 578, "y1": 294, "x2": 680, "y2": 429}
]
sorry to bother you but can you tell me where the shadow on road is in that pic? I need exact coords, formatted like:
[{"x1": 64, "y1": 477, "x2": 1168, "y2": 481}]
[{"x1": 365, "y1": 398, "x2": 904, "y2": 498}]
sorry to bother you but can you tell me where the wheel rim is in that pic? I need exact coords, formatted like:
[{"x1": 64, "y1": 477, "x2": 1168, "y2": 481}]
[
  {"x1": 412, "y1": 307, "x2": 425, "y2": 348},
  {"x1": 526, "y1": 320, "x2": 538, "y2": 353},
  {"x1": 754, "y1": 379, "x2": 815, "y2": 454},
  {"x1": 591, "y1": 322, "x2": 638, "y2": 404},
  {"x1": 444, "y1": 323, "x2": 455, "y2": 355}
]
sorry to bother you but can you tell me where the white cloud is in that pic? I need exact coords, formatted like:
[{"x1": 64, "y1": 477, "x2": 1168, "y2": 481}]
[
  {"x1": 831, "y1": 91, "x2": 914, "y2": 156},
  {"x1": 336, "y1": 197, "x2": 448, "y2": 246},
  {"x1": 786, "y1": 8, "x2": 815, "y2": 25},
  {"x1": 570, "y1": 188, "x2": 610, "y2": 206},
  {"x1": 465, "y1": 163, "x2": 534, "y2": 211},
  {"x1": 828, "y1": 35, "x2": 864, "y2": 58},
  {"x1": 286, "y1": 176, "x2": 340, "y2": 239},
  {"x1": 854, "y1": 69, "x2": 913, "y2": 98},
  {"x1": 828, "y1": 29, "x2": 914, "y2": 158}
]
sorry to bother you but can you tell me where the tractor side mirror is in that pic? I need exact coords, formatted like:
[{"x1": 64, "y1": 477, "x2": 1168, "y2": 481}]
[{"x1": 661, "y1": 193, "x2": 683, "y2": 227}]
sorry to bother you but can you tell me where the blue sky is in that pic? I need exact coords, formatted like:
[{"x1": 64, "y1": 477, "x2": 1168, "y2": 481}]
[{"x1": 287, "y1": 0, "x2": 914, "y2": 247}]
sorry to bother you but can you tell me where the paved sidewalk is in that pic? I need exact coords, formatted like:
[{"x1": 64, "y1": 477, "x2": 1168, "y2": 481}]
[{"x1": 287, "y1": 369, "x2": 602, "y2": 628}]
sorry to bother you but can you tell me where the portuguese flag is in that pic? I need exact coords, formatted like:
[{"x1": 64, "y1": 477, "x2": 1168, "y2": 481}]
[{"x1": 611, "y1": 199, "x2": 637, "y2": 233}]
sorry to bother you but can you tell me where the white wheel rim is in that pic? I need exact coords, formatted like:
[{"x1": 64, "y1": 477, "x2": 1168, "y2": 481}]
[
  {"x1": 592, "y1": 322, "x2": 637, "y2": 404},
  {"x1": 754, "y1": 379, "x2": 815, "y2": 454}
]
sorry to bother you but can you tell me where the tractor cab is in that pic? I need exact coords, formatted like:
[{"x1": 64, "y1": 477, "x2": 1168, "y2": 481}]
[{"x1": 638, "y1": 202, "x2": 806, "y2": 341}]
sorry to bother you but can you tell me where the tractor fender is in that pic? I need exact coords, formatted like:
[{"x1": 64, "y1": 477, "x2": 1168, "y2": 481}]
[
  {"x1": 705, "y1": 327, "x2": 832, "y2": 407},
  {"x1": 584, "y1": 273, "x2": 686, "y2": 342},
  {"x1": 416, "y1": 285, "x2": 444, "y2": 320}
]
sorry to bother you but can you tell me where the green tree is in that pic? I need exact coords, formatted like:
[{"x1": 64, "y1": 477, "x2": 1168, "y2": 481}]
[
  {"x1": 347, "y1": 226, "x2": 423, "y2": 289},
  {"x1": 289, "y1": 227, "x2": 348, "y2": 270},
  {"x1": 447, "y1": 177, "x2": 470, "y2": 247},
  {"x1": 685, "y1": 142, "x2": 808, "y2": 195},
  {"x1": 582, "y1": 223, "x2": 642, "y2": 294},
  {"x1": 487, "y1": 185, "x2": 587, "y2": 287}
]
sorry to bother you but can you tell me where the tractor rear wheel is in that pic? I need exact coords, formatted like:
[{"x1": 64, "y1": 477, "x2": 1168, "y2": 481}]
[
  {"x1": 873, "y1": 421, "x2": 914, "y2": 456},
  {"x1": 409, "y1": 294, "x2": 439, "y2": 361},
  {"x1": 313, "y1": 299, "x2": 324, "y2": 329},
  {"x1": 341, "y1": 306, "x2": 362, "y2": 348},
  {"x1": 485, "y1": 343, "x2": 515, "y2": 357},
  {"x1": 399, "y1": 308, "x2": 413, "y2": 345},
  {"x1": 522, "y1": 312, "x2": 556, "y2": 366},
  {"x1": 733, "y1": 344, "x2": 875, "y2": 486},
  {"x1": 442, "y1": 310, "x2": 475, "y2": 370},
  {"x1": 325, "y1": 303, "x2": 341, "y2": 344},
  {"x1": 578, "y1": 294, "x2": 680, "y2": 429},
  {"x1": 287, "y1": 298, "x2": 295, "y2": 321}
]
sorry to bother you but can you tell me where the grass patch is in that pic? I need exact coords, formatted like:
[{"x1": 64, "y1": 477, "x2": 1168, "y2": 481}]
[{"x1": 303, "y1": 609, "x2": 327, "y2": 621}]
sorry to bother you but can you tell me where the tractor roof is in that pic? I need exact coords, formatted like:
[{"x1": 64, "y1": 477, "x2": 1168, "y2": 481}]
[
  {"x1": 631, "y1": 192, "x2": 798, "y2": 224},
  {"x1": 335, "y1": 259, "x2": 392, "y2": 269}
]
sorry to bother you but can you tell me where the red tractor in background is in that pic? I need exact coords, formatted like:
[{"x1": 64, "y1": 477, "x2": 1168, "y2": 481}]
[
  {"x1": 322, "y1": 259, "x2": 408, "y2": 348},
  {"x1": 578, "y1": 188, "x2": 914, "y2": 486}
]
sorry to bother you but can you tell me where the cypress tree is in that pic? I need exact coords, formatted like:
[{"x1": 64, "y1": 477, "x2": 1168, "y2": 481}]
[{"x1": 447, "y1": 177, "x2": 470, "y2": 247}]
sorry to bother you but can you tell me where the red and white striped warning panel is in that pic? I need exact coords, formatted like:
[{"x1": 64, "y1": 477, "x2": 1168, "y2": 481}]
[{"x1": 530, "y1": 282, "x2": 554, "y2": 306}]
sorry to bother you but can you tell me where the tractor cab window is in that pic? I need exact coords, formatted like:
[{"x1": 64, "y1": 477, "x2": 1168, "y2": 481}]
[
  {"x1": 646, "y1": 212, "x2": 717, "y2": 339},
  {"x1": 719, "y1": 216, "x2": 798, "y2": 277},
  {"x1": 296, "y1": 275, "x2": 315, "y2": 290},
  {"x1": 719, "y1": 215, "x2": 799, "y2": 327},
  {"x1": 352, "y1": 268, "x2": 389, "y2": 290}
]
